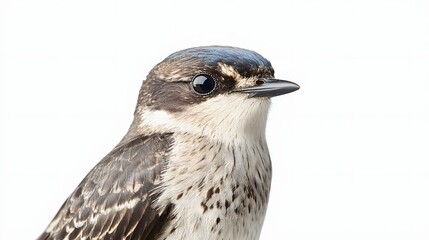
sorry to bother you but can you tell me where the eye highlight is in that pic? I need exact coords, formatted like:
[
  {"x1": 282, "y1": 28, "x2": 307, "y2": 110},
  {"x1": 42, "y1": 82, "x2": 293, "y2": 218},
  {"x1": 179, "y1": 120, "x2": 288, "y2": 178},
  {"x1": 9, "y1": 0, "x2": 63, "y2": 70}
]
[{"x1": 191, "y1": 74, "x2": 216, "y2": 95}]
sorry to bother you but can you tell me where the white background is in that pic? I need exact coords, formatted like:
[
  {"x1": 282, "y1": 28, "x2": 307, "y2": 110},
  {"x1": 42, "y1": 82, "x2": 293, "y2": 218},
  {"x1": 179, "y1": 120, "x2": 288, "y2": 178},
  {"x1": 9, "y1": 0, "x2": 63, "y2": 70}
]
[{"x1": 1, "y1": 0, "x2": 429, "y2": 239}]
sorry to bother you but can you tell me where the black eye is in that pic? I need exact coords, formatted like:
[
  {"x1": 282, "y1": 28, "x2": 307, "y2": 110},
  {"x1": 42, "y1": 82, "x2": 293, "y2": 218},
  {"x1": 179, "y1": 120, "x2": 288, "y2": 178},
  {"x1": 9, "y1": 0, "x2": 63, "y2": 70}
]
[{"x1": 191, "y1": 74, "x2": 216, "y2": 95}]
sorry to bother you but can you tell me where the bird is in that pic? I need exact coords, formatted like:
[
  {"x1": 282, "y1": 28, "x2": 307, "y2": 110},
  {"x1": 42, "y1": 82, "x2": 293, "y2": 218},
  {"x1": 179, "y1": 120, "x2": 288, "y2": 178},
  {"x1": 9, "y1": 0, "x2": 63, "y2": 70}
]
[{"x1": 37, "y1": 46, "x2": 299, "y2": 240}]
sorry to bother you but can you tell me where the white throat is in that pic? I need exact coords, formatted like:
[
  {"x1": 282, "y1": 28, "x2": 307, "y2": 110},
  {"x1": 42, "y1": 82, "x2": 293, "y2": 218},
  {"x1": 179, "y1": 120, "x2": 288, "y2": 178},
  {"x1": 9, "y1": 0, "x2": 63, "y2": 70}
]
[{"x1": 138, "y1": 94, "x2": 270, "y2": 144}]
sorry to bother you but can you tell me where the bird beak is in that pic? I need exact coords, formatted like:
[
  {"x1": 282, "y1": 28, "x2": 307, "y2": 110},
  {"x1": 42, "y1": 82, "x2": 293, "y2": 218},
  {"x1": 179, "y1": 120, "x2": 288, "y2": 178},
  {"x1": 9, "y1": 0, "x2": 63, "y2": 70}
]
[{"x1": 234, "y1": 78, "x2": 300, "y2": 98}]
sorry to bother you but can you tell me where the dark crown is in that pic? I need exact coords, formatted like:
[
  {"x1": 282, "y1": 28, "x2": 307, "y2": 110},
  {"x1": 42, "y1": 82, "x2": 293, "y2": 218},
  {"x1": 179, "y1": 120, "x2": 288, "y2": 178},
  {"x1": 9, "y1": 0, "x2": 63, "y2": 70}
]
[{"x1": 148, "y1": 46, "x2": 274, "y2": 81}]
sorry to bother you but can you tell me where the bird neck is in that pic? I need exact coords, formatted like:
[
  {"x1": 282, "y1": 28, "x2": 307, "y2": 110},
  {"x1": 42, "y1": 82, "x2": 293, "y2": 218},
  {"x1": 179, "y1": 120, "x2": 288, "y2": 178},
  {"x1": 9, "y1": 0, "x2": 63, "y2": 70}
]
[{"x1": 128, "y1": 95, "x2": 270, "y2": 145}]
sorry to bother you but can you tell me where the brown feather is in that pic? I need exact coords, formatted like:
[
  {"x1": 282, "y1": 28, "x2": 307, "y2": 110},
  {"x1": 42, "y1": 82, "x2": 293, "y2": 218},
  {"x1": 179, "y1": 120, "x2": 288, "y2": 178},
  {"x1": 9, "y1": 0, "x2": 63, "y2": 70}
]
[{"x1": 37, "y1": 133, "x2": 173, "y2": 240}]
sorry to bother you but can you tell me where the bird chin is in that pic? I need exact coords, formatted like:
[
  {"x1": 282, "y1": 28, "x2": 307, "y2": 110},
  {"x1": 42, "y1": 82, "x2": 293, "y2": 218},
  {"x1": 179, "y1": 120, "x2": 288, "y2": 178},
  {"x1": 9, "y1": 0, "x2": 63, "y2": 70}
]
[
  {"x1": 136, "y1": 94, "x2": 270, "y2": 143},
  {"x1": 181, "y1": 94, "x2": 271, "y2": 142}
]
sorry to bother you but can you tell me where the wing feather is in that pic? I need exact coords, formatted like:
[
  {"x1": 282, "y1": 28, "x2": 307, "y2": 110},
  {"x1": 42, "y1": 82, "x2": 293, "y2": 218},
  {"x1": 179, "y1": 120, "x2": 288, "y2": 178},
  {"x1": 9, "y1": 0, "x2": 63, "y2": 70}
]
[{"x1": 37, "y1": 133, "x2": 173, "y2": 240}]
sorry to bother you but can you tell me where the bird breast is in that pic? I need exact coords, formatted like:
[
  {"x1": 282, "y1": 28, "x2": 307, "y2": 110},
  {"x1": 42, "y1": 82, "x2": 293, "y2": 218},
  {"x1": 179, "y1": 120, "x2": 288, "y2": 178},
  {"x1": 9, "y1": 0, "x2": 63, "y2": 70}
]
[{"x1": 154, "y1": 132, "x2": 272, "y2": 240}]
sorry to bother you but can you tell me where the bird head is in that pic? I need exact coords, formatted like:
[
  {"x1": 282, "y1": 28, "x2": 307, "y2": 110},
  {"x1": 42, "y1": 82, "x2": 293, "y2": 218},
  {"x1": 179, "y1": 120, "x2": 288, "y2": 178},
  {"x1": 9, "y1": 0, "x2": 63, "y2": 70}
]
[{"x1": 130, "y1": 46, "x2": 299, "y2": 143}]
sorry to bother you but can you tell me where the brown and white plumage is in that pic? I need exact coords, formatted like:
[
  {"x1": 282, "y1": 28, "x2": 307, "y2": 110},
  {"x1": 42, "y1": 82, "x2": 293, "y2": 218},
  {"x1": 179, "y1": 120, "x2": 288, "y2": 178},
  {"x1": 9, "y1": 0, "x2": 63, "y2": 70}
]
[
  {"x1": 38, "y1": 46, "x2": 299, "y2": 240},
  {"x1": 38, "y1": 134, "x2": 173, "y2": 240}
]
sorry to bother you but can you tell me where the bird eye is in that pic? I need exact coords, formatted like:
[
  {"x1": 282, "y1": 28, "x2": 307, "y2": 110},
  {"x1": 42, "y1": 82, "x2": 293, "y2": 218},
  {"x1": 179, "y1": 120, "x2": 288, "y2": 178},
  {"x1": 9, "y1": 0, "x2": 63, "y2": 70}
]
[{"x1": 191, "y1": 74, "x2": 216, "y2": 95}]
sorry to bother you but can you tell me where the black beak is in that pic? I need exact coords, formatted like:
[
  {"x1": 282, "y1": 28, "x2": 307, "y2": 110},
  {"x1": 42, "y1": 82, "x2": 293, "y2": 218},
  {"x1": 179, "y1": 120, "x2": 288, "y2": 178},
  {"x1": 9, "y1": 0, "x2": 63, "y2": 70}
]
[{"x1": 234, "y1": 78, "x2": 300, "y2": 98}]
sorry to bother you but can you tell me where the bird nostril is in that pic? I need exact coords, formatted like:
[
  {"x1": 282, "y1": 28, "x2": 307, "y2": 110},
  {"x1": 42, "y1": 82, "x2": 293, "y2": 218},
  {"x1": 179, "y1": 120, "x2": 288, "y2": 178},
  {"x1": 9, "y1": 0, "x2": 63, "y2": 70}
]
[{"x1": 255, "y1": 80, "x2": 264, "y2": 85}]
